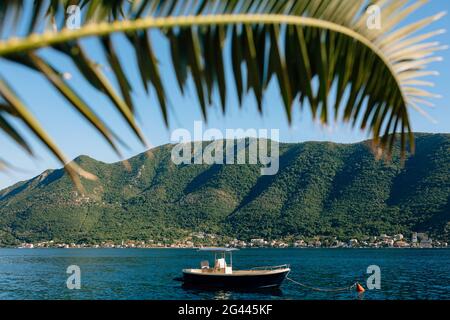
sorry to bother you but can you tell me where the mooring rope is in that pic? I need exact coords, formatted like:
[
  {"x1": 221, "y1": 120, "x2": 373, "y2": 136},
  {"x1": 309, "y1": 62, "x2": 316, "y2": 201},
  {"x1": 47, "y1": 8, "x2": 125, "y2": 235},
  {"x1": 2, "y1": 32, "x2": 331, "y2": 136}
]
[{"x1": 286, "y1": 276, "x2": 358, "y2": 292}]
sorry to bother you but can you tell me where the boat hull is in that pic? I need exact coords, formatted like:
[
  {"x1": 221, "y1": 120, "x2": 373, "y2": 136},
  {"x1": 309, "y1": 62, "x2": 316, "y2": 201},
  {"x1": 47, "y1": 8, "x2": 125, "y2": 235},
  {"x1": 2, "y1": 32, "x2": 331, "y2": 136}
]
[{"x1": 182, "y1": 269, "x2": 290, "y2": 289}]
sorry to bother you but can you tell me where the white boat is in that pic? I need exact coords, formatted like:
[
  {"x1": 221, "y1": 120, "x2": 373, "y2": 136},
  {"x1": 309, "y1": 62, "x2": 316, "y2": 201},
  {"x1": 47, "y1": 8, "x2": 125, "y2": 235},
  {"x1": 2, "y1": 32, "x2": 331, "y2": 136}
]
[{"x1": 181, "y1": 248, "x2": 290, "y2": 289}]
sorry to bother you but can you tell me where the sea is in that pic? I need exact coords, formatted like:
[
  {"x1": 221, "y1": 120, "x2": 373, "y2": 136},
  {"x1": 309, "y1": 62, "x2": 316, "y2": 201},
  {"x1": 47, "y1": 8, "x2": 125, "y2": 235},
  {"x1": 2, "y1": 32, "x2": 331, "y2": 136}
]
[{"x1": 0, "y1": 248, "x2": 449, "y2": 300}]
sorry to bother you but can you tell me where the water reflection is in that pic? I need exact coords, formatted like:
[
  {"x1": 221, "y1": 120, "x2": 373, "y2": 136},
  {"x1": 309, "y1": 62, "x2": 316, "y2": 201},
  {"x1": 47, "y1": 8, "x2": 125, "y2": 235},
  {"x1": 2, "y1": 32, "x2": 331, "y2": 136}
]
[{"x1": 181, "y1": 283, "x2": 284, "y2": 299}]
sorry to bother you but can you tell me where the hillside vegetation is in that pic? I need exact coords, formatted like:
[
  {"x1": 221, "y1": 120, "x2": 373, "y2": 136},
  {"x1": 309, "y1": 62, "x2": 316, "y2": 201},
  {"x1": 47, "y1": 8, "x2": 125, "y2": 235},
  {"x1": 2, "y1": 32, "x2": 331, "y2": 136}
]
[{"x1": 0, "y1": 133, "x2": 449, "y2": 245}]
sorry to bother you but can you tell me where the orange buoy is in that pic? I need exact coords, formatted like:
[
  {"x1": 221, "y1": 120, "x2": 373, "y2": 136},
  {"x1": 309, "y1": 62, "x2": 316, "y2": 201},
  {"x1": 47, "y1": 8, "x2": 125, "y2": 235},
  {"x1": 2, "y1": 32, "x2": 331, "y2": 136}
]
[{"x1": 356, "y1": 282, "x2": 365, "y2": 293}]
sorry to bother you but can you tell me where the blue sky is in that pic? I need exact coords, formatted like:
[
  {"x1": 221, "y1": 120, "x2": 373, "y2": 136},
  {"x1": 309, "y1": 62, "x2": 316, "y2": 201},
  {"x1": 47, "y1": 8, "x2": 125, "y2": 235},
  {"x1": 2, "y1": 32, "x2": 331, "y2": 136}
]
[{"x1": 0, "y1": 1, "x2": 449, "y2": 190}]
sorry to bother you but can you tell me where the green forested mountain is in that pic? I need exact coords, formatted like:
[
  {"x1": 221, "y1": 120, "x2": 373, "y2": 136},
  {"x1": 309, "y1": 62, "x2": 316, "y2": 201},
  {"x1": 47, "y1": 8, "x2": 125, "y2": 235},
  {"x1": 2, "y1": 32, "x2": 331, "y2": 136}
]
[{"x1": 0, "y1": 133, "x2": 449, "y2": 245}]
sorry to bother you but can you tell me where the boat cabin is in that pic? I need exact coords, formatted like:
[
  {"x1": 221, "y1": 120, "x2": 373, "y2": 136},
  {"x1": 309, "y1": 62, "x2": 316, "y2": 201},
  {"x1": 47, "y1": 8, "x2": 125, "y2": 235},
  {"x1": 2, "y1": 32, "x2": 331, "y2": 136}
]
[{"x1": 198, "y1": 247, "x2": 238, "y2": 274}]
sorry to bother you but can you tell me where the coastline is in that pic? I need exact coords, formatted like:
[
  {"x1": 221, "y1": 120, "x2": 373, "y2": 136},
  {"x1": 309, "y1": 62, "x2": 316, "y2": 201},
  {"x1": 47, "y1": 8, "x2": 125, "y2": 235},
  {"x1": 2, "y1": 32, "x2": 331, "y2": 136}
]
[
  {"x1": 2, "y1": 246, "x2": 449, "y2": 250},
  {"x1": 6, "y1": 232, "x2": 447, "y2": 249}
]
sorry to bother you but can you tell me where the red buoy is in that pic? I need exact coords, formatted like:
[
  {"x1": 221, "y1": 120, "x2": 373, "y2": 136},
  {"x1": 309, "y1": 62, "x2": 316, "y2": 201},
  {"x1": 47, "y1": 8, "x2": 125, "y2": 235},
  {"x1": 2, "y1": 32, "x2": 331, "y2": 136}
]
[{"x1": 356, "y1": 283, "x2": 365, "y2": 293}]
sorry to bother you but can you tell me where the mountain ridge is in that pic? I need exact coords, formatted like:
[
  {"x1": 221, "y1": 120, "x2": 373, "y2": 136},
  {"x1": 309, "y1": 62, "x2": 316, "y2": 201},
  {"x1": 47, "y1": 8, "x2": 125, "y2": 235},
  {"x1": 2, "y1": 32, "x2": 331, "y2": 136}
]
[
  {"x1": 0, "y1": 132, "x2": 438, "y2": 194},
  {"x1": 0, "y1": 133, "x2": 449, "y2": 245}
]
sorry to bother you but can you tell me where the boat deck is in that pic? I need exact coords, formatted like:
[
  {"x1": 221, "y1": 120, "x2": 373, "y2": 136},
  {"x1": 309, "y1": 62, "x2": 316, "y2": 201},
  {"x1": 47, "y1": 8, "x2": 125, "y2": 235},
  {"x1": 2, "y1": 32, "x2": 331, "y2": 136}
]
[{"x1": 183, "y1": 268, "x2": 290, "y2": 276}]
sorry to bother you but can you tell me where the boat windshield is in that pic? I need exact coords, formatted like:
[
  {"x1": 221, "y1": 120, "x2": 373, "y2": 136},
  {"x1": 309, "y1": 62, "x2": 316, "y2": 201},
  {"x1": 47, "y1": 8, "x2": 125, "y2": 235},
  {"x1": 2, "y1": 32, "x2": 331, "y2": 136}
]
[{"x1": 198, "y1": 248, "x2": 237, "y2": 273}]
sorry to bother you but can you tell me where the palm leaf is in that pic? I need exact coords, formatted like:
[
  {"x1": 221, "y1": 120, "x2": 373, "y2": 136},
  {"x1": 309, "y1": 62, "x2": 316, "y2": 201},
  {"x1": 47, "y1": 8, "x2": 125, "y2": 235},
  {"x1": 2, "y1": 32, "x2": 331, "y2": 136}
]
[{"x1": 0, "y1": 0, "x2": 446, "y2": 190}]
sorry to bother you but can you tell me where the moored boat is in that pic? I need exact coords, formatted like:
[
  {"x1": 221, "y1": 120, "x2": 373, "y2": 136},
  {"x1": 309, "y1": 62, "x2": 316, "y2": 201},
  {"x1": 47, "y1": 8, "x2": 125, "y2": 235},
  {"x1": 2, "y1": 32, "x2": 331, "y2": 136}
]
[{"x1": 181, "y1": 248, "x2": 290, "y2": 289}]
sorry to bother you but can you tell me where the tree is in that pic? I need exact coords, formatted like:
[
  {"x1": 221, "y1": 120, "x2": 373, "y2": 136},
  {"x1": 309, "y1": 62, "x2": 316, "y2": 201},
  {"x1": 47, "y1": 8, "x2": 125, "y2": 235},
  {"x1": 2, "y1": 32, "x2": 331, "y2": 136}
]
[{"x1": 0, "y1": 0, "x2": 445, "y2": 190}]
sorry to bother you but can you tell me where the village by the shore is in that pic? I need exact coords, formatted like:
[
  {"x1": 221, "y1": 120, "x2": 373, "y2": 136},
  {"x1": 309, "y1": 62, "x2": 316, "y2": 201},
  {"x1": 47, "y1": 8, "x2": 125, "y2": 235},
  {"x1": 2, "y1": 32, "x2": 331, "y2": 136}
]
[{"x1": 16, "y1": 232, "x2": 448, "y2": 249}]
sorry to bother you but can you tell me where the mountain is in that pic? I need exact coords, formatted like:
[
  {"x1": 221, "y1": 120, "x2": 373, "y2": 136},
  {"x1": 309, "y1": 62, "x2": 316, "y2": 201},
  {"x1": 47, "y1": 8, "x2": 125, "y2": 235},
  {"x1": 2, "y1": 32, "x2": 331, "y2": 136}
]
[{"x1": 0, "y1": 133, "x2": 449, "y2": 245}]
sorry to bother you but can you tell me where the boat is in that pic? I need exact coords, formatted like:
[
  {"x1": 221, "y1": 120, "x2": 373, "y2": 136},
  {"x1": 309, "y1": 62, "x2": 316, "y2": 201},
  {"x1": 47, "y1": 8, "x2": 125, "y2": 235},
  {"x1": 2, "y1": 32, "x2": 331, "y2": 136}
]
[{"x1": 181, "y1": 247, "x2": 290, "y2": 289}]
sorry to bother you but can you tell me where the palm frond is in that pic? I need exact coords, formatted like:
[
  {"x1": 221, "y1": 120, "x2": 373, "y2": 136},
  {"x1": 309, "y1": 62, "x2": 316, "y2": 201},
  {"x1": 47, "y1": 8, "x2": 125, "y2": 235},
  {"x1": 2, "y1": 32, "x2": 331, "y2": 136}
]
[
  {"x1": 0, "y1": 0, "x2": 446, "y2": 188},
  {"x1": 0, "y1": 158, "x2": 10, "y2": 172}
]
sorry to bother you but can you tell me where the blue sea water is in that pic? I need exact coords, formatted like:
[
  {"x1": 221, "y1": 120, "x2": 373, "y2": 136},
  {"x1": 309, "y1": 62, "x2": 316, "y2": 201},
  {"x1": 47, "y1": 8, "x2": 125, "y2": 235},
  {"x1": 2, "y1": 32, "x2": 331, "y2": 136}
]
[{"x1": 0, "y1": 248, "x2": 449, "y2": 300}]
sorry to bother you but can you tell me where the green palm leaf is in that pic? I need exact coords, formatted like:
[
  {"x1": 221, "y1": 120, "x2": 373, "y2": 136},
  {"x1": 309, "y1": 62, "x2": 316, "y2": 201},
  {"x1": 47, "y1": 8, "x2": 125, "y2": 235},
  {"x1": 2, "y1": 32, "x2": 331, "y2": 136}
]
[{"x1": 0, "y1": 0, "x2": 446, "y2": 189}]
